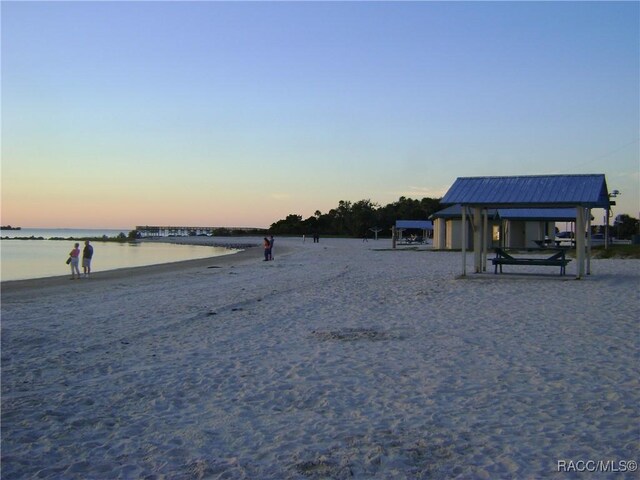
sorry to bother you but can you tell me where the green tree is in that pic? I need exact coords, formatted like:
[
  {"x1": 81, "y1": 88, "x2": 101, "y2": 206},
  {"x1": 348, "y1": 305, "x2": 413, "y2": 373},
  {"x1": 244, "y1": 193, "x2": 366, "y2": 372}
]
[
  {"x1": 351, "y1": 199, "x2": 378, "y2": 236},
  {"x1": 613, "y1": 214, "x2": 639, "y2": 239},
  {"x1": 270, "y1": 214, "x2": 304, "y2": 235},
  {"x1": 269, "y1": 196, "x2": 442, "y2": 237}
]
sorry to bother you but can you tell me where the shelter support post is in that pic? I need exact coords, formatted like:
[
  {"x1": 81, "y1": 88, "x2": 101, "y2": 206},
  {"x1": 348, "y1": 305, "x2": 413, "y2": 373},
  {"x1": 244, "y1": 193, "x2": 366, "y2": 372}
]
[
  {"x1": 586, "y1": 208, "x2": 592, "y2": 275},
  {"x1": 575, "y1": 206, "x2": 585, "y2": 279},
  {"x1": 605, "y1": 208, "x2": 610, "y2": 249},
  {"x1": 461, "y1": 207, "x2": 467, "y2": 276},
  {"x1": 473, "y1": 207, "x2": 482, "y2": 273},
  {"x1": 482, "y1": 209, "x2": 488, "y2": 272},
  {"x1": 434, "y1": 218, "x2": 446, "y2": 249}
]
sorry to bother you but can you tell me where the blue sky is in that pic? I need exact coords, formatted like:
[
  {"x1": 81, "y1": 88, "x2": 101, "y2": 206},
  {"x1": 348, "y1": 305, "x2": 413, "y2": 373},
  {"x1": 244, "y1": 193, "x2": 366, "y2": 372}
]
[{"x1": 2, "y1": 1, "x2": 638, "y2": 228}]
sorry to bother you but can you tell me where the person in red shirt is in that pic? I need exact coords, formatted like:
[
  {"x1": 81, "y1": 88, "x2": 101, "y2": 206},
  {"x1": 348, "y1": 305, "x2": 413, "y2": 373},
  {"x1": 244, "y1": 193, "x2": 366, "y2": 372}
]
[
  {"x1": 69, "y1": 243, "x2": 81, "y2": 279},
  {"x1": 263, "y1": 237, "x2": 270, "y2": 261}
]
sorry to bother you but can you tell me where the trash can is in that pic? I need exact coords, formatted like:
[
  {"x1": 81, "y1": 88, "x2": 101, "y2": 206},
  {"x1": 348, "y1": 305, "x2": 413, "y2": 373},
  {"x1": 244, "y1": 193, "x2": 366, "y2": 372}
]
[{"x1": 632, "y1": 234, "x2": 640, "y2": 245}]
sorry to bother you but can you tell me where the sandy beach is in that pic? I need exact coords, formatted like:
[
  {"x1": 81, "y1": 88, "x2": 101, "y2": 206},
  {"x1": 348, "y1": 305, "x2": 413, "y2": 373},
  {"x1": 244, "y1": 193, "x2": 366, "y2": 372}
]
[{"x1": 1, "y1": 237, "x2": 638, "y2": 479}]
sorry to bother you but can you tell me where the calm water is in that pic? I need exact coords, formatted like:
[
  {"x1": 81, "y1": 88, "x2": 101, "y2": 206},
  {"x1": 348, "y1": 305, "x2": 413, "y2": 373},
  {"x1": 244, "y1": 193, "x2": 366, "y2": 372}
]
[{"x1": 1, "y1": 228, "x2": 236, "y2": 281}]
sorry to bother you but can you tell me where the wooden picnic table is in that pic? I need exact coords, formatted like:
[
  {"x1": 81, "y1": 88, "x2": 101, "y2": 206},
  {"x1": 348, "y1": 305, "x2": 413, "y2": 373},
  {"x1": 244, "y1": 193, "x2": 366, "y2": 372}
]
[{"x1": 492, "y1": 247, "x2": 571, "y2": 275}]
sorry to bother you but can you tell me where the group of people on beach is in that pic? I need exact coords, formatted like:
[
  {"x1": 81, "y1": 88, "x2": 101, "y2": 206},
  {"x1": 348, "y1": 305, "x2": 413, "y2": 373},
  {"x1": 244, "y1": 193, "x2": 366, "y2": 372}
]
[
  {"x1": 263, "y1": 235, "x2": 274, "y2": 261},
  {"x1": 302, "y1": 232, "x2": 320, "y2": 243},
  {"x1": 68, "y1": 240, "x2": 93, "y2": 280},
  {"x1": 68, "y1": 235, "x2": 276, "y2": 279}
]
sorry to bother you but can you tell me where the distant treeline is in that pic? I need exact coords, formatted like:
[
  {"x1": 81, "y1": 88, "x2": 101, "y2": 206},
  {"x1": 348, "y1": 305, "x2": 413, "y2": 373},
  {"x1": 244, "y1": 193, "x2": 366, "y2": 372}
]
[
  {"x1": 269, "y1": 197, "x2": 442, "y2": 237},
  {"x1": 608, "y1": 214, "x2": 640, "y2": 240}
]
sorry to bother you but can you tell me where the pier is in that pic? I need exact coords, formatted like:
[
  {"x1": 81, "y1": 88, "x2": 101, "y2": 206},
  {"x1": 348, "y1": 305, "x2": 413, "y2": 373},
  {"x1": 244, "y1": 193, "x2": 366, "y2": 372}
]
[
  {"x1": 135, "y1": 225, "x2": 266, "y2": 237},
  {"x1": 135, "y1": 226, "x2": 215, "y2": 237}
]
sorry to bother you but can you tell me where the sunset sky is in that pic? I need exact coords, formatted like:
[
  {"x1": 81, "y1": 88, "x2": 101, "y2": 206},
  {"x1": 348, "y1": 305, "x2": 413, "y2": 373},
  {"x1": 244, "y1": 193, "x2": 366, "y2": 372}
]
[{"x1": 2, "y1": 1, "x2": 638, "y2": 229}]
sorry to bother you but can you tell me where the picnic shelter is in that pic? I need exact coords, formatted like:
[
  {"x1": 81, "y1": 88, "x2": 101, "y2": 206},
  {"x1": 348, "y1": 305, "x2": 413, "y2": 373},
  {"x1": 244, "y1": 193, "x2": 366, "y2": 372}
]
[
  {"x1": 393, "y1": 220, "x2": 433, "y2": 246},
  {"x1": 440, "y1": 174, "x2": 610, "y2": 278}
]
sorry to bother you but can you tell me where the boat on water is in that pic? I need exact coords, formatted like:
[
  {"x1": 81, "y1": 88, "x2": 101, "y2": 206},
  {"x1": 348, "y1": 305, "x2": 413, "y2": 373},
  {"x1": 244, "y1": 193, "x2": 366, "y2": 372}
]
[{"x1": 1, "y1": 225, "x2": 21, "y2": 230}]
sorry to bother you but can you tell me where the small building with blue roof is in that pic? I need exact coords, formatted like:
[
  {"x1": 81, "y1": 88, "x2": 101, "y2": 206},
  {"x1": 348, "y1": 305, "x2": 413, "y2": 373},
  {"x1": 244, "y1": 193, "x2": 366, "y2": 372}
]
[{"x1": 431, "y1": 206, "x2": 580, "y2": 250}]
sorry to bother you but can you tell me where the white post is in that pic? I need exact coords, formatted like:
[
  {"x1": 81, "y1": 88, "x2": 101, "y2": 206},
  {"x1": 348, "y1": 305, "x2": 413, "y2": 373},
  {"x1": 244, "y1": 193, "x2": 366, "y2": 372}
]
[
  {"x1": 435, "y1": 218, "x2": 446, "y2": 249},
  {"x1": 461, "y1": 207, "x2": 467, "y2": 276},
  {"x1": 482, "y1": 209, "x2": 488, "y2": 272},
  {"x1": 605, "y1": 208, "x2": 610, "y2": 249},
  {"x1": 502, "y1": 221, "x2": 507, "y2": 248},
  {"x1": 575, "y1": 206, "x2": 585, "y2": 279},
  {"x1": 474, "y1": 207, "x2": 482, "y2": 273},
  {"x1": 586, "y1": 208, "x2": 592, "y2": 275}
]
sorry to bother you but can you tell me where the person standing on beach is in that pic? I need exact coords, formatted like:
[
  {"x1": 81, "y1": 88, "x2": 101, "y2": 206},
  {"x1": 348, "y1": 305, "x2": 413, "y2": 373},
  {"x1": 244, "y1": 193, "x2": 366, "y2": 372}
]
[
  {"x1": 82, "y1": 240, "x2": 94, "y2": 278},
  {"x1": 263, "y1": 237, "x2": 270, "y2": 261},
  {"x1": 69, "y1": 243, "x2": 81, "y2": 279},
  {"x1": 268, "y1": 235, "x2": 274, "y2": 260}
]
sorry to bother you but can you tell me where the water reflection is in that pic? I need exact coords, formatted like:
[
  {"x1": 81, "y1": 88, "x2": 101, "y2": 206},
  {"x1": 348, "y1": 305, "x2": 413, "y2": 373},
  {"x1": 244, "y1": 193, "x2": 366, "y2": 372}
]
[{"x1": 1, "y1": 240, "x2": 236, "y2": 281}]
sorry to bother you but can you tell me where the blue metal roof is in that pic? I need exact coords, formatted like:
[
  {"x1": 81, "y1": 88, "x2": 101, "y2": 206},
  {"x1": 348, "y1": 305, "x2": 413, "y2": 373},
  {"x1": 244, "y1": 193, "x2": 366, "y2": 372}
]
[
  {"x1": 430, "y1": 205, "x2": 498, "y2": 219},
  {"x1": 441, "y1": 174, "x2": 610, "y2": 208},
  {"x1": 431, "y1": 206, "x2": 583, "y2": 222},
  {"x1": 395, "y1": 220, "x2": 433, "y2": 230},
  {"x1": 497, "y1": 208, "x2": 577, "y2": 221}
]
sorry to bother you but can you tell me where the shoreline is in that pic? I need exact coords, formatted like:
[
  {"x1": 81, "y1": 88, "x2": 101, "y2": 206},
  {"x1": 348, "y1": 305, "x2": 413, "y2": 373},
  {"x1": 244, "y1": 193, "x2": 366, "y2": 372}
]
[{"x1": 1, "y1": 236, "x2": 285, "y2": 296}]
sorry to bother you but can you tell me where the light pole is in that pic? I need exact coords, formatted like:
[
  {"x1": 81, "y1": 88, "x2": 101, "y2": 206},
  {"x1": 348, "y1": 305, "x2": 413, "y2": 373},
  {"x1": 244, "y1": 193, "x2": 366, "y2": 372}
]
[{"x1": 605, "y1": 189, "x2": 621, "y2": 249}]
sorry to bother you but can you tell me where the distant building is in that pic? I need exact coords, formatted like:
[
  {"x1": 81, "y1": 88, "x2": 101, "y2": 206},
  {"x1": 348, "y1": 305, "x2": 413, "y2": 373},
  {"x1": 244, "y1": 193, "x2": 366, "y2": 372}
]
[{"x1": 431, "y1": 206, "x2": 578, "y2": 250}]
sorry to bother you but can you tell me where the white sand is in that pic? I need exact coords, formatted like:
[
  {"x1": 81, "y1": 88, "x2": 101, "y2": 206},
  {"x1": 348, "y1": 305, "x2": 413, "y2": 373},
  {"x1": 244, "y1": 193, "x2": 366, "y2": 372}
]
[{"x1": 1, "y1": 237, "x2": 638, "y2": 479}]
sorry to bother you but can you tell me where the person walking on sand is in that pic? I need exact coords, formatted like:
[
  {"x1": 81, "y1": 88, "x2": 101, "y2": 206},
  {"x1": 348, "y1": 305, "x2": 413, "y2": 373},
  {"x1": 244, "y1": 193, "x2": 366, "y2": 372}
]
[
  {"x1": 69, "y1": 242, "x2": 81, "y2": 279},
  {"x1": 263, "y1": 237, "x2": 270, "y2": 261},
  {"x1": 82, "y1": 240, "x2": 94, "y2": 278},
  {"x1": 268, "y1": 235, "x2": 274, "y2": 260}
]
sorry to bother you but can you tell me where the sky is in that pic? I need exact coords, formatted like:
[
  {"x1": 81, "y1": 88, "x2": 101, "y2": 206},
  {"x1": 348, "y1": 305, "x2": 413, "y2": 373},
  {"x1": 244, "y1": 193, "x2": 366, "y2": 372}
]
[{"x1": 2, "y1": 1, "x2": 638, "y2": 229}]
